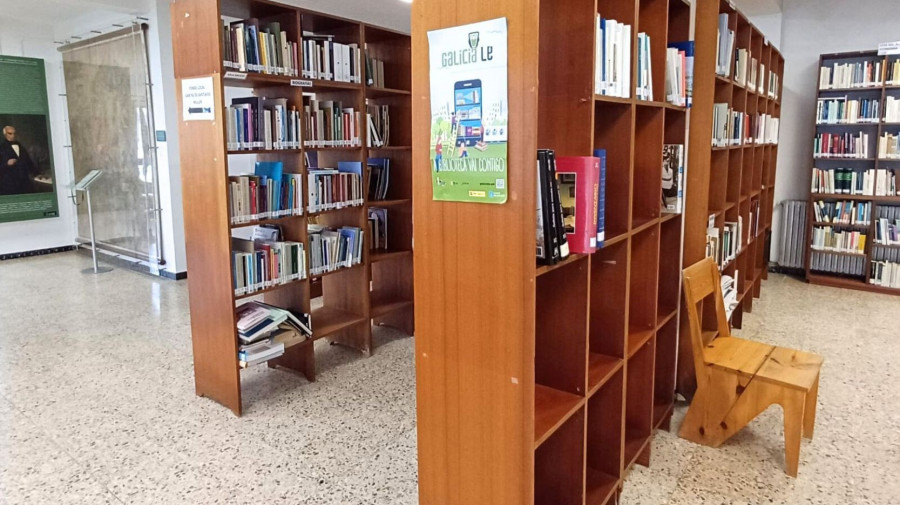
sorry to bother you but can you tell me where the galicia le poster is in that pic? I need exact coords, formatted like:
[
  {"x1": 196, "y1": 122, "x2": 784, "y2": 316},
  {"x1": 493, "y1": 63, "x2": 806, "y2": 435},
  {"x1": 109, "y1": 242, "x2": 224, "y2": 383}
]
[{"x1": 427, "y1": 18, "x2": 508, "y2": 204}]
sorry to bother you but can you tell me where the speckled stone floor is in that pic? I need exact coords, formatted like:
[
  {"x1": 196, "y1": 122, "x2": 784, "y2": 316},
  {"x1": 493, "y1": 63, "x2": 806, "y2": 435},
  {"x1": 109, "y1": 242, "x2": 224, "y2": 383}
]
[{"x1": 0, "y1": 252, "x2": 898, "y2": 504}]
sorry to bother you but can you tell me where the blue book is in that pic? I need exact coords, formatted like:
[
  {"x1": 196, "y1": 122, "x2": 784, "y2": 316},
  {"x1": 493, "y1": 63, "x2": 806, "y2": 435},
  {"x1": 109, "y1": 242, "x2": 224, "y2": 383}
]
[
  {"x1": 255, "y1": 161, "x2": 284, "y2": 214},
  {"x1": 668, "y1": 41, "x2": 695, "y2": 108},
  {"x1": 593, "y1": 149, "x2": 607, "y2": 246},
  {"x1": 337, "y1": 161, "x2": 363, "y2": 174}
]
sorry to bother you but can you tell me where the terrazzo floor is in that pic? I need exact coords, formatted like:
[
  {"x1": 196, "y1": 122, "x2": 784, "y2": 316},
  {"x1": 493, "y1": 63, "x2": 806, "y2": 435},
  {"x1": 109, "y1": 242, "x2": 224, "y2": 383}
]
[{"x1": 0, "y1": 252, "x2": 897, "y2": 504}]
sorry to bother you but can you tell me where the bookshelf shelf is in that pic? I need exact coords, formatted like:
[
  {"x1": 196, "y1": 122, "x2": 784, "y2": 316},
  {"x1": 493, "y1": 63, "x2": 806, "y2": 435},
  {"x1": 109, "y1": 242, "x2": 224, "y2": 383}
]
[
  {"x1": 368, "y1": 145, "x2": 412, "y2": 151},
  {"x1": 368, "y1": 198, "x2": 411, "y2": 206},
  {"x1": 585, "y1": 468, "x2": 619, "y2": 505},
  {"x1": 587, "y1": 354, "x2": 622, "y2": 396},
  {"x1": 534, "y1": 384, "x2": 585, "y2": 449},
  {"x1": 594, "y1": 94, "x2": 635, "y2": 106},
  {"x1": 680, "y1": 0, "x2": 784, "y2": 396},
  {"x1": 626, "y1": 328, "x2": 655, "y2": 359},
  {"x1": 535, "y1": 253, "x2": 587, "y2": 277},
  {"x1": 171, "y1": 0, "x2": 413, "y2": 415}
]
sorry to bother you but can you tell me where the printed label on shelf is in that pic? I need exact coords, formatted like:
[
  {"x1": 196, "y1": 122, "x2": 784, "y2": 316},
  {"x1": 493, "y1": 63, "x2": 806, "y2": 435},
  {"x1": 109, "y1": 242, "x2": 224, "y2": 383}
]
[
  {"x1": 225, "y1": 71, "x2": 248, "y2": 80},
  {"x1": 291, "y1": 79, "x2": 313, "y2": 87},
  {"x1": 878, "y1": 41, "x2": 900, "y2": 55}
]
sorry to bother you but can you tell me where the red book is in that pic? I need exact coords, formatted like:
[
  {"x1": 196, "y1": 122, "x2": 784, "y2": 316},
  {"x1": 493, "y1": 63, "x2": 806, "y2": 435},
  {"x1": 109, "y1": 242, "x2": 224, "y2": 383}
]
[{"x1": 554, "y1": 156, "x2": 600, "y2": 254}]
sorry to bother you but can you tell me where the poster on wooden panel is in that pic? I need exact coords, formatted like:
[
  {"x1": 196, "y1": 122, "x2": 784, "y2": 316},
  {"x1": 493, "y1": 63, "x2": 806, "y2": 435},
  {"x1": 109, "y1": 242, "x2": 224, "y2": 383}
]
[
  {"x1": 0, "y1": 56, "x2": 59, "y2": 223},
  {"x1": 427, "y1": 18, "x2": 508, "y2": 204}
]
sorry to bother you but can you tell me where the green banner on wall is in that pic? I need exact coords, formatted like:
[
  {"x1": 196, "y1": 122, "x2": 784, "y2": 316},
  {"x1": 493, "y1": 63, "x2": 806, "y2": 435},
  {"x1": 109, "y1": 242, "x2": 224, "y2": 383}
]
[{"x1": 0, "y1": 55, "x2": 59, "y2": 223}]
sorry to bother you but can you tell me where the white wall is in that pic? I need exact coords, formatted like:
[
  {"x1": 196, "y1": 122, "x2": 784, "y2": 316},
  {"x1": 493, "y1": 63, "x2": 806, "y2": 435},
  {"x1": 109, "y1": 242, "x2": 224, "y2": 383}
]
[
  {"x1": 0, "y1": 19, "x2": 78, "y2": 255},
  {"x1": 766, "y1": 0, "x2": 897, "y2": 264}
]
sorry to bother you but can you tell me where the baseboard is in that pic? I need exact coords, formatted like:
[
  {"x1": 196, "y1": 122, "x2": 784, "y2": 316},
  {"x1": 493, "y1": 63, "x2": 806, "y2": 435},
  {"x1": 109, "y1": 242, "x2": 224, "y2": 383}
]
[
  {"x1": 0, "y1": 245, "x2": 77, "y2": 260},
  {"x1": 74, "y1": 247, "x2": 186, "y2": 281},
  {"x1": 768, "y1": 263, "x2": 805, "y2": 277},
  {"x1": 160, "y1": 270, "x2": 188, "y2": 280}
]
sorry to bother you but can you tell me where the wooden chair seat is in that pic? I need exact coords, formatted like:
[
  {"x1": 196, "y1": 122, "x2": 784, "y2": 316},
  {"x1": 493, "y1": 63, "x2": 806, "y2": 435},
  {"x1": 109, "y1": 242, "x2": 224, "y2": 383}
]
[{"x1": 680, "y1": 258, "x2": 823, "y2": 477}]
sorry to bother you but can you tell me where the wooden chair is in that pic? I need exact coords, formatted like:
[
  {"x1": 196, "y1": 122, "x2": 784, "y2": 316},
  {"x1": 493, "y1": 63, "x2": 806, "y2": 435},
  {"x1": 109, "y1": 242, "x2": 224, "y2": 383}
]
[{"x1": 680, "y1": 258, "x2": 823, "y2": 477}]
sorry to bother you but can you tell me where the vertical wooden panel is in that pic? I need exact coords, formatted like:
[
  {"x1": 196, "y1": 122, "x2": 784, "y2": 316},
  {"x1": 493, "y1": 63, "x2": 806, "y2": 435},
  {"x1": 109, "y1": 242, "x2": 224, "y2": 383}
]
[{"x1": 413, "y1": 1, "x2": 539, "y2": 504}]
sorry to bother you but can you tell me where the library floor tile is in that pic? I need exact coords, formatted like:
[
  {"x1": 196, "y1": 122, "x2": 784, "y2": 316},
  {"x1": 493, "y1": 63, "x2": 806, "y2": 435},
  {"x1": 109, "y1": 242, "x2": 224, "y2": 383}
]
[{"x1": 2, "y1": 252, "x2": 900, "y2": 503}]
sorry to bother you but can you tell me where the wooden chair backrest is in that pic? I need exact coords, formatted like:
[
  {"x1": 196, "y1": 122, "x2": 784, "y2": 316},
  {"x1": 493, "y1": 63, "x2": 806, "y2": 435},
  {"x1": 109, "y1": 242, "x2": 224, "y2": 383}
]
[{"x1": 682, "y1": 258, "x2": 733, "y2": 386}]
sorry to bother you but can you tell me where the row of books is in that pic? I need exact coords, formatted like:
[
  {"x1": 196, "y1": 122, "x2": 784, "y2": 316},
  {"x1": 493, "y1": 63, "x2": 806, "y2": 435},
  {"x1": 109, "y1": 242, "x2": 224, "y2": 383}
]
[
  {"x1": 366, "y1": 55, "x2": 387, "y2": 88},
  {"x1": 301, "y1": 34, "x2": 363, "y2": 83},
  {"x1": 706, "y1": 217, "x2": 742, "y2": 269},
  {"x1": 712, "y1": 107, "x2": 780, "y2": 146},
  {"x1": 303, "y1": 99, "x2": 362, "y2": 148},
  {"x1": 229, "y1": 162, "x2": 304, "y2": 224},
  {"x1": 812, "y1": 200, "x2": 871, "y2": 226},
  {"x1": 308, "y1": 162, "x2": 364, "y2": 213},
  {"x1": 227, "y1": 97, "x2": 300, "y2": 151},
  {"x1": 816, "y1": 98, "x2": 881, "y2": 125},
  {"x1": 887, "y1": 59, "x2": 900, "y2": 87},
  {"x1": 757, "y1": 115, "x2": 780, "y2": 145},
  {"x1": 368, "y1": 104, "x2": 390, "y2": 148},
  {"x1": 721, "y1": 272, "x2": 739, "y2": 320},
  {"x1": 232, "y1": 235, "x2": 306, "y2": 295},
  {"x1": 747, "y1": 60, "x2": 766, "y2": 95},
  {"x1": 222, "y1": 18, "x2": 299, "y2": 77},
  {"x1": 367, "y1": 157, "x2": 391, "y2": 200},
  {"x1": 635, "y1": 32, "x2": 653, "y2": 101},
  {"x1": 733, "y1": 48, "x2": 752, "y2": 88},
  {"x1": 878, "y1": 133, "x2": 900, "y2": 159},
  {"x1": 880, "y1": 169, "x2": 900, "y2": 196},
  {"x1": 749, "y1": 199, "x2": 761, "y2": 238},
  {"x1": 236, "y1": 301, "x2": 312, "y2": 367},
  {"x1": 810, "y1": 250, "x2": 867, "y2": 277},
  {"x1": 818, "y1": 61, "x2": 883, "y2": 90},
  {"x1": 811, "y1": 168, "x2": 875, "y2": 195},
  {"x1": 308, "y1": 224, "x2": 364, "y2": 275},
  {"x1": 594, "y1": 15, "x2": 632, "y2": 98},
  {"x1": 768, "y1": 71, "x2": 780, "y2": 100},
  {"x1": 715, "y1": 14, "x2": 735, "y2": 78},
  {"x1": 813, "y1": 131, "x2": 870, "y2": 159},
  {"x1": 665, "y1": 42, "x2": 693, "y2": 107},
  {"x1": 870, "y1": 261, "x2": 900, "y2": 289},
  {"x1": 810, "y1": 226, "x2": 866, "y2": 254},
  {"x1": 884, "y1": 96, "x2": 900, "y2": 123},
  {"x1": 875, "y1": 206, "x2": 900, "y2": 245},
  {"x1": 662, "y1": 144, "x2": 685, "y2": 214},
  {"x1": 368, "y1": 207, "x2": 389, "y2": 250}
]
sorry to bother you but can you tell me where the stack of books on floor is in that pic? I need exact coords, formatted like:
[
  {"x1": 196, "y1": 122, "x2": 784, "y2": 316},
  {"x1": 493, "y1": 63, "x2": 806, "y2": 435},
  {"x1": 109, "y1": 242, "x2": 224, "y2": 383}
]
[
  {"x1": 810, "y1": 226, "x2": 867, "y2": 254},
  {"x1": 236, "y1": 301, "x2": 313, "y2": 368},
  {"x1": 367, "y1": 158, "x2": 391, "y2": 200},
  {"x1": 812, "y1": 200, "x2": 871, "y2": 225},
  {"x1": 810, "y1": 167, "x2": 876, "y2": 195},
  {"x1": 721, "y1": 272, "x2": 739, "y2": 320},
  {"x1": 303, "y1": 99, "x2": 362, "y2": 147},
  {"x1": 228, "y1": 162, "x2": 303, "y2": 224},
  {"x1": 307, "y1": 224, "x2": 364, "y2": 275},
  {"x1": 594, "y1": 15, "x2": 632, "y2": 98},
  {"x1": 232, "y1": 234, "x2": 306, "y2": 295},
  {"x1": 307, "y1": 161, "x2": 364, "y2": 213},
  {"x1": 666, "y1": 41, "x2": 693, "y2": 107},
  {"x1": 878, "y1": 133, "x2": 900, "y2": 159},
  {"x1": 818, "y1": 61, "x2": 883, "y2": 89},
  {"x1": 301, "y1": 32, "x2": 362, "y2": 83},
  {"x1": 816, "y1": 97, "x2": 880, "y2": 124},
  {"x1": 368, "y1": 207, "x2": 388, "y2": 250},
  {"x1": 813, "y1": 131, "x2": 869, "y2": 159},
  {"x1": 227, "y1": 97, "x2": 301, "y2": 151},
  {"x1": 222, "y1": 18, "x2": 299, "y2": 76},
  {"x1": 367, "y1": 104, "x2": 390, "y2": 147},
  {"x1": 875, "y1": 206, "x2": 900, "y2": 246}
]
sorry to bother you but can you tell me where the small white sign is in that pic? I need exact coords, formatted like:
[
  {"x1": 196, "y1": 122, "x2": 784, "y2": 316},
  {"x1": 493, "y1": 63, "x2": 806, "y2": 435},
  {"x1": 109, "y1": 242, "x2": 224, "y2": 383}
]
[
  {"x1": 878, "y1": 41, "x2": 900, "y2": 55},
  {"x1": 224, "y1": 71, "x2": 247, "y2": 80},
  {"x1": 181, "y1": 77, "x2": 215, "y2": 121},
  {"x1": 291, "y1": 79, "x2": 312, "y2": 87}
]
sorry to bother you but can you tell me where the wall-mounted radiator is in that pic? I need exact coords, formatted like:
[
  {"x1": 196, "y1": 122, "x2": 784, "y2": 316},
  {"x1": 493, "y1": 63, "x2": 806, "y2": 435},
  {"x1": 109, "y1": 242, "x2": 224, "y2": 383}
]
[{"x1": 778, "y1": 200, "x2": 807, "y2": 269}]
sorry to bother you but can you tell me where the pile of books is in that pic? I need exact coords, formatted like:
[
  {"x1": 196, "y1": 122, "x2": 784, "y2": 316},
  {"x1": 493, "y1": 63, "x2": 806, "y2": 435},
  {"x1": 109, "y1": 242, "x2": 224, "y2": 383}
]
[
  {"x1": 812, "y1": 200, "x2": 871, "y2": 226},
  {"x1": 813, "y1": 131, "x2": 870, "y2": 159},
  {"x1": 594, "y1": 15, "x2": 632, "y2": 98},
  {"x1": 227, "y1": 97, "x2": 300, "y2": 151},
  {"x1": 367, "y1": 158, "x2": 391, "y2": 200},
  {"x1": 819, "y1": 61, "x2": 883, "y2": 90},
  {"x1": 228, "y1": 162, "x2": 303, "y2": 225},
  {"x1": 307, "y1": 225, "x2": 364, "y2": 275},
  {"x1": 236, "y1": 301, "x2": 312, "y2": 368},
  {"x1": 716, "y1": 13, "x2": 735, "y2": 77},
  {"x1": 368, "y1": 207, "x2": 388, "y2": 250},
  {"x1": 875, "y1": 206, "x2": 900, "y2": 245},
  {"x1": 810, "y1": 226, "x2": 866, "y2": 254},
  {"x1": 303, "y1": 99, "x2": 362, "y2": 148},
  {"x1": 232, "y1": 233, "x2": 306, "y2": 296},
  {"x1": 307, "y1": 161, "x2": 364, "y2": 213},
  {"x1": 816, "y1": 97, "x2": 881, "y2": 125},
  {"x1": 222, "y1": 18, "x2": 299, "y2": 77},
  {"x1": 878, "y1": 133, "x2": 900, "y2": 159},
  {"x1": 811, "y1": 167, "x2": 876, "y2": 195},
  {"x1": 665, "y1": 42, "x2": 693, "y2": 107},
  {"x1": 367, "y1": 104, "x2": 390, "y2": 147},
  {"x1": 301, "y1": 32, "x2": 362, "y2": 83}
]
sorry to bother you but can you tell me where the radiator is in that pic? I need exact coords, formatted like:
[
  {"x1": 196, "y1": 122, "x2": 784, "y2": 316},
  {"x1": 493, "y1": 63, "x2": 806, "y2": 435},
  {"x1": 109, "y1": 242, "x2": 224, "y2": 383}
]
[{"x1": 779, "y1": 200, "x2": 807, "y2": 269}]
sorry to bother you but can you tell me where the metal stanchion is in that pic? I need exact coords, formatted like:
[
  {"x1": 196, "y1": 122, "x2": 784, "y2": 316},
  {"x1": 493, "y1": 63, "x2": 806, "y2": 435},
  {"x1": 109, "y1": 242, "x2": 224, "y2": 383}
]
[{"x1": 72, "y1": 170, "x2": 112, "y2": 274}]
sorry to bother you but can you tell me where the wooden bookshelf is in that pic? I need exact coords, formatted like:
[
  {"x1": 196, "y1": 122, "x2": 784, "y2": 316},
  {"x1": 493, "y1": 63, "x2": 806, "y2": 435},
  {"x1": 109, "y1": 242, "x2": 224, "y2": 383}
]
[
  {"x1": 679, "y1": 0, "x2": 784, "y2": 397},
  {"x1": 413, "y1": 0, "x2": 688, "y2": 502},
  {"x1": 171, "y1": 0, "x2": 413, "y2": 415},
  {"x1": 804, "y1": 50, "x2": 900, "y2": 295}
]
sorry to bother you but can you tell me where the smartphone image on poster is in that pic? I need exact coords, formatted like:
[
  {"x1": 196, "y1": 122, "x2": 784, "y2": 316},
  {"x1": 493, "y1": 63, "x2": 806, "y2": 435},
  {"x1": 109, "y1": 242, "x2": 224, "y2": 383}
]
[{"x1": 454, "y1": 79, "x2": 483, "y2": 147}]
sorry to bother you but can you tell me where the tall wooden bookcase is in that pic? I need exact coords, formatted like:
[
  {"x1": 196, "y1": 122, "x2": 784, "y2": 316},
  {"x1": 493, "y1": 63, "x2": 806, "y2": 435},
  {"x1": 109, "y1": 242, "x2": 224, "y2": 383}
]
[
  {"x1": 679, "y1": 0, "x2": 784, "y2": 397},
  {"x1": 805, "y1": 50, "x2": 900, "y2": 296},
  {"x1": 413, "y1": 0, "x2": 689, "y2": 503},
  {"x1": 171, "y1": 0, "x2": 413, "y2": 416}
]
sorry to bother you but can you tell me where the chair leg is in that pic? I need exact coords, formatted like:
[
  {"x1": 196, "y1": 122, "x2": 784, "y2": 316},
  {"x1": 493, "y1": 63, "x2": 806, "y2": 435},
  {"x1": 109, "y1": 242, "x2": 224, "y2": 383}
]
[
  {"x1": 782, "y1": 392, "x2": 805, "y2": 478},
  {"x1": 803, "y1": 375, "x2": 819, "y2": 440}
]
